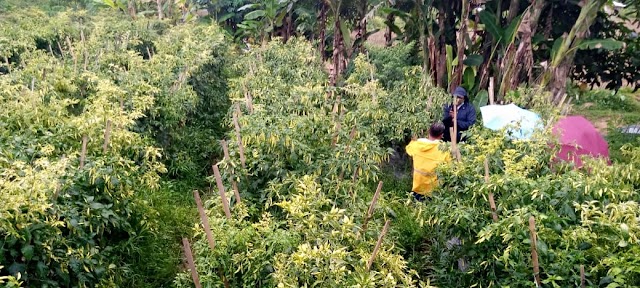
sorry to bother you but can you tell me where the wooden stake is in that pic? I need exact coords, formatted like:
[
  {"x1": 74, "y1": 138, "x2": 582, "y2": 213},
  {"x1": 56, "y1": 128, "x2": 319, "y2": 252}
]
[
  {"x1": 450, "y1": 127, "x2": 461, "y2": 161},
  {"x1": 181, "y1": 238, "x2": 202, "y2": 288},
  {"x1": 220, "y1": 140, "x2": 241, "y2": 204},
  {"x1": 221, "y1": 140, "x2": 230, "y2": 161},
  {"x1": 231, "y1": 180, "x2": 241, "y2": 204},
  {"x1": 48, "y1": 42, "x2": 54, "y2": 57},
  {"x1": 30, "y1": 78, "x2": 35, "y2": 92},
  {"x1": 489, "y1": 77, "x2": 495, "y2": 105},
  {"x1": 80, "y1": 135, "x2": 88, "y2": 169},
  {"x1": 103, "y1": 120, "x2": 112, "y2": 153},
  {"x1": 529, "y1": 216, "x2": 542, "y2": 287},
  {"x1": 484, "y1": 158, "x2": 498, "y2": 222},
  {"x1": 580, "y1": 265, "x2": 585, "y2": 288},
  {"x1": 56, "y1": 41, "x2": 65, "y2": 59},
  {"x1": 193, "y1": 190, "x2": 216, "y2": 250},
  {"x1": 362, "y1": 181, "x2": 383, "y2": 232},
  {"x1": 366, "y1": 220, "x2": 391, "y2": 271},
  {"x1": 4, "y1": 56, "x2": 10, "y2": 73},
  {"x1": 232, "y1": 106, "x2": 246, "y2": 170},
  {"x1": 244, "y1": 87, "x2": 254, "y2": 114},
  {"x1": 213, "y1": 164, "x2": 232, "y2": 219}
]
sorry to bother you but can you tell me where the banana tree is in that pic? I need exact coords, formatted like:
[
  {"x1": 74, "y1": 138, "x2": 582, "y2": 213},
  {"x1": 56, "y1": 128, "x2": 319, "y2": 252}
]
[
  {"x1": 236, "y1": 0, "x2": 294, "y2": 44},
  {"x1": 540, "y1": 0, "x2": 625, "y2": 104}
]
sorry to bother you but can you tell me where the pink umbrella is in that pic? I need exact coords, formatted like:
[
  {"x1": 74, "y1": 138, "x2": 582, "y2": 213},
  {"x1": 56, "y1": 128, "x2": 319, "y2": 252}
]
[{"x1": 552, "y1": 116, "x2": 610, "y2": 168}]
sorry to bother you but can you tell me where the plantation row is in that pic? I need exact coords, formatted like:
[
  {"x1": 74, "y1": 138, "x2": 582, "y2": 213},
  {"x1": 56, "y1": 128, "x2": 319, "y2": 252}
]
[
  {"x1": 174, "y1": 40, "x2": 640, "y2": 287},
  {"x1": 0, "y1": 9, "x2": 230, "y2": 287},
  {"x1": 2, "y1": 6, "x2": 640, "y2": 288}
]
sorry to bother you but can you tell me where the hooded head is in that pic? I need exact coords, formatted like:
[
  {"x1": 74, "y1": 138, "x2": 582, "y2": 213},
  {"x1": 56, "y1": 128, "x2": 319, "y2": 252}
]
[{"x1": 453, "y1": 86, "x2": 468, "y2": 105}]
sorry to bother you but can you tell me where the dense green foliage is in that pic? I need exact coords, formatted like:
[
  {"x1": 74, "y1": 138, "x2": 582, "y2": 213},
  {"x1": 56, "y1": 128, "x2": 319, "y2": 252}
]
[
  {"x1": 2, "y1": 1, "x2": 639, "y2": 288},
  {"x1": 174, "y1": 38, "x2": 448, "y2": 287},
  {"x1": 0, "y1": 7, "x2": 230, "y2": 287}
]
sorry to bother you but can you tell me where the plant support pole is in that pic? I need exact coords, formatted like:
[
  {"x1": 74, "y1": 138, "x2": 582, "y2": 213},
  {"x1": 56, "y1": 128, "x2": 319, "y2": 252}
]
[
  {"x1": 80, "y1": 135, "x2": 88, "y2": 169},
  {"x1": 213, "y1": 164, "x2": 232, "y2": 219},
  {"x1": 181, "y1": 238, "x2": 202, "y2": 288},
  {"x1": 221, "y1": 140, "x2": 241, "y2": 204},
  {"x1": 484, "y1": 158, "x2": 498, "y2": 222},
  {"x1": 103, "y1": 120, "x2": 111, "y2": 153},
  {"x1": 362, "y1": 181, "x2": 383, "y2": 232},
  {"x1": 233, "y1": 106, "x2": 247, "y2": 170},
  {"x1": 193, "y1": 190, "x2": 216, "y2": 250},
  {"x1": 366, "y1": 220, "x2": 391, "y2": 271},
  {"x1": 529, "y1": 216, "x2": 542, "y2": 287}
]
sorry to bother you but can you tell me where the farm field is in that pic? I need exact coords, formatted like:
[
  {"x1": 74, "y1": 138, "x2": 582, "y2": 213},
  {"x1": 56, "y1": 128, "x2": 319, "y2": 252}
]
[{"x1": 1, "y1": 1, "x2": 639, "y2": 288}]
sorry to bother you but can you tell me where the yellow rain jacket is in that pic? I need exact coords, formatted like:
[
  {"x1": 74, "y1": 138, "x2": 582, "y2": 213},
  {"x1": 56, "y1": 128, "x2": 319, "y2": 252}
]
[{"x1": 406, "y1": 139, "x2": 451, "y2": 196}]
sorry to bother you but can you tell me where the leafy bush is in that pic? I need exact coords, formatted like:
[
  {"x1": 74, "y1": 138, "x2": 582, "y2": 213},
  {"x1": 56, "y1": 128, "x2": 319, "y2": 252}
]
[
  {"x1": 412, "y1": 127, "x2": 640, "y2": 287},
  {"x1": 0, "y1": 8, "x2": 229, "y2": 286}
]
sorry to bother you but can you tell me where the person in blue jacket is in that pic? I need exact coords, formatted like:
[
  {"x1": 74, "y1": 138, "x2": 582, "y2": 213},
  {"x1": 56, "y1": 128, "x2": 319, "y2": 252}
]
[{"x1": 443, "y1": 86, "x2": 476, "y2": 142}]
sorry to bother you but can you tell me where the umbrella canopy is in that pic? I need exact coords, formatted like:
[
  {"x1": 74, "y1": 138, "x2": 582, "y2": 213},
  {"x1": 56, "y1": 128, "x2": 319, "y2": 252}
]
[
  {"x1": 479, "y1": 104, "x2": 543, "y2": 139},
  {"x1": 552, "y1": 116, "x2": 610, "y2": 167}
]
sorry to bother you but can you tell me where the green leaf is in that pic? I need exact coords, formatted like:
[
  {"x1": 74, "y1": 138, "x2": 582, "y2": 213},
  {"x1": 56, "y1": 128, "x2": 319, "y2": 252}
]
[
  {"x1": 21, "y1": 245, "x2": 34, "y2": 261},
  {"x1": 502, "y1": 14, "x2": 523, "y2": 45},
  {"x1": 339, "y1": 20, "x2": 352, "y2": 53},
  {"x1": 217, "y1": 13, "x2": 235, "y2": 23},
  {"x1": 479, "y1": 10, "x2": 503, "y2": 41},
  {"x1": 463, "y1": 54, "x2": 483, "y2": 66},
  {"x1": 238, "y1": 4, "x2": 259, "y2": 12},
  {"x1": 577, "y1": 39, "x2": 625, "y2": 50},
  {"x1": 245, "y1": 10, "x2": 266, "y2": 20},
  {"x1": 463, "y1": 67, "x2": 476, "y2": 91},
  {"x1": 473, "y1": 90, "x2": 489, "y2": 110},
  {"x1": 550, "y1": 37, "x2": 564, "y2": 61}
]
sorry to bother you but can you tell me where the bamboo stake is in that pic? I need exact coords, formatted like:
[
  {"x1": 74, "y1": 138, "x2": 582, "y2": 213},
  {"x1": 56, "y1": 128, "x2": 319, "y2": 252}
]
[
  {"x1": 580, "y1": 265, "x2": 585, "y2": 288},
  {"x1": 57, "y1": 41, "x2": 65, "y2": 59},
  {"x1": 220, "y1": 140, "x2": 241, "y2": 204},
  {"x1": 4, "y1": 56, "x2": 10, "y2": 73},
  {"x1": 451, "y1": 103, "x2": 462, "y2": 161},
  {"x1": 244, "y1": 86, "x2": 254, "y2": 114},
  {"x1": 213, "y1": 164, "x2": 232, "y2": 219},
  {"x1": 193, "y1": 190, "x2": 216, "y2": 250},
  {"x1": 232, "y1": 106, "x2": 247, "y2": 170},
  {"x1": 80, "y1": 135, "x2": 88, "y2": 169},
  {"x1": 31, "y1": 78, "x2": 35, "y2": 92},
  {"x1": 66, "y1": 36, "x2": 77, "y2": 73},
  {"x1": 103, "y1": 120, "x2": 112, "y2": 153},
  {"x1": 484, "y1": 158, "x2": 498, "y2": 222},
  {"x1": 362, "y1": 181, "x2": 383, "y2": 232},
  {"x1": 366, "y1": 220, "x2": 391, "y2": 271},
  {"x1": 489, "y1": 77, "x2": 495, "y2": 105},
  {"x1": 181, "y1": 238, "x2": 202, "y2": 288},
  {"x1": 529, "y1": 216, "x2": 542, "y2": 287},
  {"x1": 48, "y1": 42, "x2": 54, "y2": 57},
  {"x1": 450, "y1": 127, "x2": 461, "y2": 161}
]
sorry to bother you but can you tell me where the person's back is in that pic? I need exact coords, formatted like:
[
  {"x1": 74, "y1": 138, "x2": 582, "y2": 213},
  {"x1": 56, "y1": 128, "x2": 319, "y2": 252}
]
[{"x1": 406, "y1": 123, "x2": 451, "y2": 199}]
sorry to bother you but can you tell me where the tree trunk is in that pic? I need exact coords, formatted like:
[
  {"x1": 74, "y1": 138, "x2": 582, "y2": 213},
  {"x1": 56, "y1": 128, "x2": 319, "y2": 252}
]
[
  {"x1": 157, "y1": 0, "x2": 163, "y2": 20},
  {"x1": 436, "y1": 1, "x2": 448, "y2": 88},
  {"x1": 128, "y1": 0, "x2": 137, "y2": 19},
  {"x1": 450, "y1": 0, "x2": 470, "y2": 91},
  {"x1": 318, "y1": 3, "x2": 328, "y2": 62},
  {"x1": 506, "y1": 0, "x2": 520, "y2": 23},
  {"x1": 331, "y1": 17, "x2": 343, "y2": 86},
  {"x1": 542, "y1": 0, "x2": 606, "y2": 104},
  {"x1": 385, "y1": 13, "x2": 394, "y2": 46},
  {"x1": 503, "y1": 0, "x2": 547, "y2": 93}
]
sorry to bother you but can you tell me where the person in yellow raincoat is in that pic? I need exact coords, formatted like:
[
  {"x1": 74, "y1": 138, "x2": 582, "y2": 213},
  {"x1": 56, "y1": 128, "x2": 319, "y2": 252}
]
[{"x1": 406, "y1": 122, "x2": 451, "y2": 201}]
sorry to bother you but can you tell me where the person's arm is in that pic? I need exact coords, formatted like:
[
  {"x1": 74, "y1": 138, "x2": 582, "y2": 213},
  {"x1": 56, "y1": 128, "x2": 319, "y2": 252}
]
[
  {"x1": 442, "y1": 104, "x2": 452, "y2": 121},
  {"x1": 406, "y1": 141, "x2": 417, "y2": 157},
  {"x1": 457, "y1": 105, "x2": 477, "y2": 131}
]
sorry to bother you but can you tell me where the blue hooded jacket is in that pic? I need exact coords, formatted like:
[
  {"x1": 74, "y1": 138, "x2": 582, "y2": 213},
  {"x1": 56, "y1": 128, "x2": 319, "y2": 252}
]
[{"x1": 443, "y1": 87, "x2": 476, "y2": 141}]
